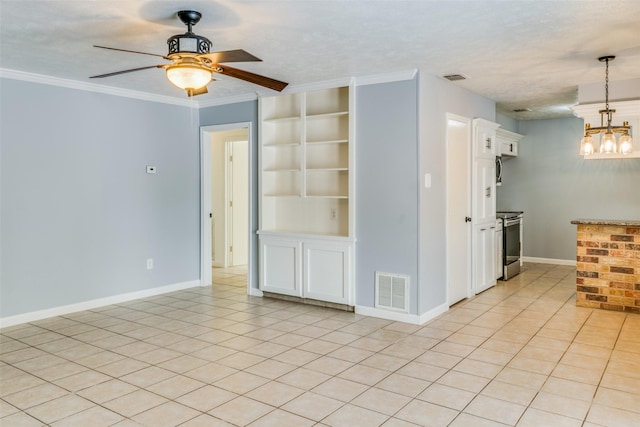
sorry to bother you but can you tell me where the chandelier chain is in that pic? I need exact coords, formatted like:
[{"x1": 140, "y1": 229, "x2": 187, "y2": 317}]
[{"x1": 605, "y1": 57, "x2": 609, "y2": 111}]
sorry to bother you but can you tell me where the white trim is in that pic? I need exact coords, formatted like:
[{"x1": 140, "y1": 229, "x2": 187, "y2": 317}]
[
  {"x1": 0, "y1": 68, "x2": 192, "y2": 107},
  {"x1": 523, "y1": 256, "x2": 576, "y2": 266},
  {"x1": 249, "y1": 288, "x2": 264, "y2": 297},
  {"x1": 418, "y1": 302, "x2": 450, "y2": 324},
  {"x1": 198, "y1": 93, "x2": 258, "y2": 108},
  {"x1": 355, "y1": 302, "x2": 448, "y2": 325},
  {"x1": 255, "y1": 77, "x2": 355, "y2": 97},
  {"x1": 2, "y1": 67, "x2": 418, "y2": 108},
  {"x1": 200, "y1": 123, "x2": 254, "y2": 296},
  {"x1": 571, "y1": 99, "x2": 640, "y2": 118},
  {"x1": 0, "y1": 280, "x2": 200, "y2": 328},
  {"x1": 355, "y1": 69, "x2": 417, "y2": 86}
]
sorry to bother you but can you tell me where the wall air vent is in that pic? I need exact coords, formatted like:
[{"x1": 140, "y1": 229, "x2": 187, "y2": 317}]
[
  {"x1": 375, "y1": 272, "x2": 409, "y2": 313},
  {"x1": 443, "y1": 74, "x2": 468, "y2": 81}
]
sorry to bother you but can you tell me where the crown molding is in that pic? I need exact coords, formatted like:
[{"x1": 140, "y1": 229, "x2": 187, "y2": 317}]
[
  {"x1": 354, "y1": 69, "x2": 417, "y2": 86},
  {"x1": 197, "y1": 92, "x2": 258, "y2": 108},
  {"x1": 571, "y1": 99, "x2": 640, "y2": 118},
  {"x1": 1, "y1": 67, "x2": 420, "y2": 108},
  {"x1": 0, "y1": 68, "x2": 193, "y2": 107}
]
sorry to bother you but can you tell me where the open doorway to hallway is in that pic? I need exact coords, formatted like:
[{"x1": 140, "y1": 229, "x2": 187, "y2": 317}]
[{"x1": 201, "y1": 125, "x2": 250, "y2": 290}]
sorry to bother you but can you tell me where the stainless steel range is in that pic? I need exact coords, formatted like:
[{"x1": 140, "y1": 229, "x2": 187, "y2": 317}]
[{"x1": 497, "y1": 211, "x2": 523, "y2": 280}]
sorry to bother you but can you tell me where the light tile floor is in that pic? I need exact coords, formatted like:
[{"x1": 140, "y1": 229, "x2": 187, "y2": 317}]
[{"x1": 1, "y1": 263, "x2": 639, "y2": 426}]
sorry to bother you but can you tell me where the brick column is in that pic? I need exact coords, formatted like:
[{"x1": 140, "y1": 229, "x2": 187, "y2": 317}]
[{"x1": 573, "y1": 222, "x2": 640, "y2": 313}]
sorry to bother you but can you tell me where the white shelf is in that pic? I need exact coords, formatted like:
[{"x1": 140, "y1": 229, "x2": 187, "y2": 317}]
[
  {"x1": 263, "y1": 116, "x2": 301, "y2": 123},
  {"x1": 259, "y1": 84, "x2": 353, "y2": 239},
  {"x1": 306, "y1": 139, "x2": 348, "y2": 145},
  {"x1": 307, "y1": 111, "x2": 349, "y2": 120}
]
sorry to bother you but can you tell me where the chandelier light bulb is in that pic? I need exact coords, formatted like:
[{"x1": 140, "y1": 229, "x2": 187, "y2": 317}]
[
  {"x1": 599, "y1": 131, "x2": 617, "y2": 154},
  {"x1": 619, "y1": 134, "x2": 633, "y2": 155},
  {"x1": 580, "y1": 135, "x2": 594, "y2": 156}
]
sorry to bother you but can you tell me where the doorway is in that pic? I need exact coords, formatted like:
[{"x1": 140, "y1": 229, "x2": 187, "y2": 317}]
[
  {"x1": 446, "y1": 114, "x2": 472, "y2": 305},
  {"x1": 200, "y1": 124, "x2": 251, "y2": 291}
]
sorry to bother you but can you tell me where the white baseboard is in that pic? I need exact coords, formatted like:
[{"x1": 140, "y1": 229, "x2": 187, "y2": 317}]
[
  {"x1": 0, "y1": 280, "x2": 201, "y2": 329},
  {"x1": 523, "y1": 256, "x2": 576, "y2": 266},
  {"x1": 249, "y1": 287, "x2": 264, "y2": 297},
  {"x1": 355, "y1": 302, "x2": 448, "y2": 325}
]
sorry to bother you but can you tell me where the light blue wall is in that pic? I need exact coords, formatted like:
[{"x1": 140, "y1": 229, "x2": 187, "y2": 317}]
[
  {"x1": 1, "y1": 79, "x2": 201, "y2": 318},
  {"x1": 496, "y1": 112, "x2": 519, "y2": 133},
  {"x1": 418, "y1": 73, "x2": 495, "y2": 314},
  {"x1": 497, "y1": 117, "x2": 640, "y2": 261},
  {"x1": 199, "y1": 101, "x2": 260, "y2": 291},
  {"x1": 356, "y1": 79, "x2": 419, "y2": 312}
]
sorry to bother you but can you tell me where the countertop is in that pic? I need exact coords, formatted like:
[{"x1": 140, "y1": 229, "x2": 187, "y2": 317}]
[{"x1": 571, "y1": 219, "x2": 640, "y2": 226}]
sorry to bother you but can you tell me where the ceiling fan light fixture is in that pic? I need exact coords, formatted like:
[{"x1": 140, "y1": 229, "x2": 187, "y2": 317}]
[{"x1": 166, "y1": 63, "x2": 212, "y2": 90}]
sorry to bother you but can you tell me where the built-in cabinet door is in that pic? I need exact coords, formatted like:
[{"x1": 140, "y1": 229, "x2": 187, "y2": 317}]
[
  {"x1": 473, "y1": 158, "x2": 496, "y2": 223},
  {"x1": 474, "y1": 225, "x2": 497, "y2": 293},
  {"x1": 303, "y1": 241, "x2": 351, "y2": 305},
  {"x1": 501, "y1": 141, "x2": 518, "y2": 156},
  {"x1": 259, "y1": 237, "x2": 302, "y2": 297},
  {"x1": 473, "y1": 120, "x2": 498, "y2": 159}
]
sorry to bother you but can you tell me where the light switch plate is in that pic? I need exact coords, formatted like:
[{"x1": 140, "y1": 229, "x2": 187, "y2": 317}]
[{"x1": 424, "y1": 173, "x2": 431, "y2": 188}]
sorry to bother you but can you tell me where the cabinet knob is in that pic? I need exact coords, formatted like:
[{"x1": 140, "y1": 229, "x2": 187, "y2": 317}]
[
  {"x1": 486, "y1": 187, "x2": 491, "y2": 198},
  {"x1": 486, "y1": 137, "x2": 492, "y2": 149}
]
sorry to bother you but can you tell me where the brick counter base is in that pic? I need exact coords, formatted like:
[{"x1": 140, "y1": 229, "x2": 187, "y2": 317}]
[{"x1": 575, "y1": 224, "x2": 640, "y2": 313}]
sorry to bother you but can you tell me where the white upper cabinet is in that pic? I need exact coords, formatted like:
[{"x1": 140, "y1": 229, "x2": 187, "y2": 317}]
[
  {"x1": 496, "y1": 128, "x2": 523, "y2": 157},
  {"x1": 473, "y1": 118, "x2": 500, "y2": 159}
]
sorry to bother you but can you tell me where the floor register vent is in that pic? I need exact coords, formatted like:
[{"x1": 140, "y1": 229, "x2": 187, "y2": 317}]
[{"x1": 375, "y1": 272, "x2": 409, "y2": 313}]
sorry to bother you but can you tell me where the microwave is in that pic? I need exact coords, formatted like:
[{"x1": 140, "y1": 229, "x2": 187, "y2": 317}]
[{"x1": 496, "y1": 156, "x2": 503, "y2": 186}]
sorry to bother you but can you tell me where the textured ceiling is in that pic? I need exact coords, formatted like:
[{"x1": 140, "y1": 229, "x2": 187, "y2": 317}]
[{"x1": 2, "y1": 0, "x2": 640, "y2": 120}]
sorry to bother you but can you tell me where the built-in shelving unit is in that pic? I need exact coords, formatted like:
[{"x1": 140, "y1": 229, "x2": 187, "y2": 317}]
[{"x1": 258, "y1": 83, "x2": 355, "y2": 306}]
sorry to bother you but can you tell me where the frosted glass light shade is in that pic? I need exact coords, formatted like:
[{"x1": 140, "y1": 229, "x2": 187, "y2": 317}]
[
  {"x1": 166, "y1": 64, "x2": 211, "y2": 90},
  {"x1": 599, "y1": 132, "x2": 617, "y2": 153},
  {"x1": 580, "y1": 135, "x2": 594, "y2": 155},
  {"x1": 619, "y1": 134, "x2": 633, "y2": 155}
]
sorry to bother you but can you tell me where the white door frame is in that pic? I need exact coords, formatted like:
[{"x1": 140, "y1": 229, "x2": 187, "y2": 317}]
[
  {"x1": 200, "y1": 122, "x2": 253, "y2": 294},
  {"x1": 445, "y1": 113, "x2": 472, "y2": 305},
  {"x1": 225, "y1": 139, "x2": 249, "y2": 266}
]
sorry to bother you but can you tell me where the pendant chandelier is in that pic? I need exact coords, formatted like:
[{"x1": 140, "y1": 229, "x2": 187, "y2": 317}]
[{"x1": 579, "y1": 56, "x2": 633, "y2": 156}]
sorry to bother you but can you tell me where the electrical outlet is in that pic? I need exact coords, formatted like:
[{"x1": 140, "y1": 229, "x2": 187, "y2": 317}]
[
  {"x1": 146, "y1": 258, "x2": 154, "y2": 270},
  {"x1": 330, "y1": 208, "x2": 337, "y2": 221}
]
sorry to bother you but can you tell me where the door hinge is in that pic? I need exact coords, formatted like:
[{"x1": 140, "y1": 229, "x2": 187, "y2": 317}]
[
  {"x1": 229, "y1": 246, "x2": 233, "y2": 253},
  {"x1": 229, "y1": 201, "x2": 233, "y2": 207},
  {"x1": 229, "y1": 155, "x2": 233, "y2": 162}
]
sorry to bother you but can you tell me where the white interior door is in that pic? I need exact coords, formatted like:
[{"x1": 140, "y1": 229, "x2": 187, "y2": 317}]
[
  {"x1": 228, "y1": 140, "x2": 248, "y2": 266},
  {"x1": 446, "y1": 114, "x2": 472, "y2": 305}
]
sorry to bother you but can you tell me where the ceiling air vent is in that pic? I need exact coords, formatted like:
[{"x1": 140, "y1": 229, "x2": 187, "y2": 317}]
[
  {"x1": 513, "y1": 108, "x2": 532, "y2": 113},
  {"x1": 375, "y1": 272, "x2": 409, "y2": 313},
  {"x1": 443, "y1": 74, "x2": 467, "y2": 81}
]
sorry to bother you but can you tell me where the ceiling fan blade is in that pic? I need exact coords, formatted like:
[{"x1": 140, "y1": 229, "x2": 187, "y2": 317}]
[
  {"x1": 94, "y1": 45, "x2": 168, "y2": 59},
  {"x1": 90, "y1": 65, "x2": 165, "y2": 79},
  {"x1": 214, "y1": 64, "x2": 288, "y2": 92},
  {"x1": 200, "y1": 49, "x2": 262, "y2": 63},
  {"x1": 187, "y1": 86, "x2": 209, "y2": 97}
]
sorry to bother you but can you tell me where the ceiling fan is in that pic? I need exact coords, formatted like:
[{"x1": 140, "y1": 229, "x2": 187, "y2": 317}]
[{"x1": 90, "y1": 10, "x2": 288, "y2": 97}]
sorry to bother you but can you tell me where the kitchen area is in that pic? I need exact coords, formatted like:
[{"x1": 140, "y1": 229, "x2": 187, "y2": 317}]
[{"x1": 472, "y1": 121, "x2": 526, "y2": 296}]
